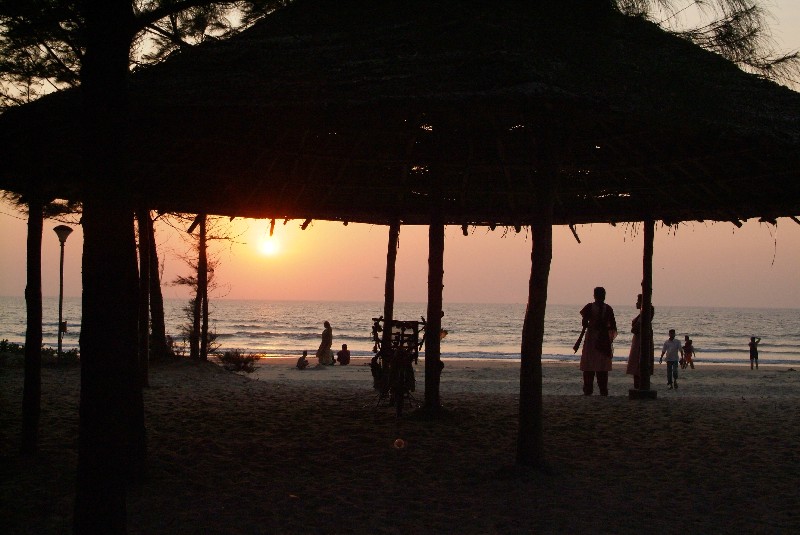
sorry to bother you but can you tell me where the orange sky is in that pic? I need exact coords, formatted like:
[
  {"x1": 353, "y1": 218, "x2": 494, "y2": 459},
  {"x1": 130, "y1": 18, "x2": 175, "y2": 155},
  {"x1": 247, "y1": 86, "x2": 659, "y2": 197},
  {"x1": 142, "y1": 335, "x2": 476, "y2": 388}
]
[
  {"x1": 1, "y1": 205, "x2": 798, "y2": 308},
  {"x1": 1, "y1": 2, "x2": 798, "y2": 309}
]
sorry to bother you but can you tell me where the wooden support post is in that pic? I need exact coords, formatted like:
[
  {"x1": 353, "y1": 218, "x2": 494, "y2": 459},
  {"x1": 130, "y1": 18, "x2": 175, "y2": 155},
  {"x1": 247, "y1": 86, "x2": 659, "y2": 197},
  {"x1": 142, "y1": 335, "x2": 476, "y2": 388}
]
[
  {"x1": 424, "y1": 201, "x2": 445, "y2": 412},
  {"x1": 630, "y1": 219, "x2": 657, "y2": 399},
  {"x1": 517, "y1": 121, "x2": 555, "y2": 467},
  {"x1": 380, "y1": 218, "x2": 400, "y2": 352},
  {"x1": 517, "y1": 215, "x2": 552, "y2": 466}
]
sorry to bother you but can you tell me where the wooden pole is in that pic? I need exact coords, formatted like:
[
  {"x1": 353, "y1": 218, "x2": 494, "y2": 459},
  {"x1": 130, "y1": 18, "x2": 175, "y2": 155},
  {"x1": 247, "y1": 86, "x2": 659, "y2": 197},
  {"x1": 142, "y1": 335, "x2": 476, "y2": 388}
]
[
  {"x1": 380, "y1": 218, "x2": 400, "y2": 353},
  {"x1": 517, "y1": 216, "x2": 552, "y2": 466},
  {"x1": 424, "y1": 188, "x2": 444, "y2": 412},
  {"x1": 630, "y1": 219, "x2": 657, "y2": 399},
  {"x1": 516, "y1": 152, "x2": 554, "y2": 466}
]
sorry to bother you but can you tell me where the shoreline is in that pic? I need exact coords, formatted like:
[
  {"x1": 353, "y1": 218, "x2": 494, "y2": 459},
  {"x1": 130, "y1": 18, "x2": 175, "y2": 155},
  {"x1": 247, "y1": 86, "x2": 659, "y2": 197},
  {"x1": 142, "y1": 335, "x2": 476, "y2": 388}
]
[
  {"x1": 233, "y1": 357, "x2": 800, "y2": 398},
  {"x1": 240, "y1": 355, "x2": 796, "y2": 367}
]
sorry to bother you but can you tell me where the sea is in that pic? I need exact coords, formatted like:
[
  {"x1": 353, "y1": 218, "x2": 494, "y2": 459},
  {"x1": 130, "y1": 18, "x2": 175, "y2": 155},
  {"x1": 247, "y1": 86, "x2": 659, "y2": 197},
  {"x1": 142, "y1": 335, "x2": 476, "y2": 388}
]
[{"x1": 0, "y1": 296, "x2": 798, "y2": 366}]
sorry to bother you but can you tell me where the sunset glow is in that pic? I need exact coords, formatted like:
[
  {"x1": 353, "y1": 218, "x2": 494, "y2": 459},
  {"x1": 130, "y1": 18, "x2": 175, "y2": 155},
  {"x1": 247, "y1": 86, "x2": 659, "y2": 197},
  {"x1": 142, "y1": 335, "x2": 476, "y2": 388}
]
[{"x1": 258, "y1": 237, "x2": 281, "y2": 256}]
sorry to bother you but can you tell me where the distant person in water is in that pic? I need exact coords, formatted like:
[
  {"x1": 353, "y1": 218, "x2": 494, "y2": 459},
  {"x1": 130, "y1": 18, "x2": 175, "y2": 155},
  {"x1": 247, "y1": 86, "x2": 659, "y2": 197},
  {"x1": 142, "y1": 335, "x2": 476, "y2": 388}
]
[
  {"x1": 749, "y1": 336, "x2": 761, "y2": 369},
  {"x1": 579, "y1": 286, "x2": 617, "y2": 396},
  {"x1": 296, "y1": 350, "x2": 309, "y2": 370},
  {"x1": 626, "y1": 294, "x2": 654, "y2": 390},
  {"x1": 682, "y1": 335, "x2": 696, "y2": 369},
  {"x1": 316, "y1": 321, "x2": 334, "y2": 365},
  {"x1": 336, "y1": 343, "x2": 351, "y2": 366},
  {"x1": 660, "y1": 329, "x2": 683, "y2": 389}
]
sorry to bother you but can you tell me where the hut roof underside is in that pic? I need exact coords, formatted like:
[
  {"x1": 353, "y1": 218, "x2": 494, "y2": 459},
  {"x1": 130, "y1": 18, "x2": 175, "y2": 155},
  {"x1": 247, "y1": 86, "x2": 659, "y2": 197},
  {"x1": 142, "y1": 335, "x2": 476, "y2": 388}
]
[{"x1": 0, "y1": 0, "x2": 798, "y2": 226}]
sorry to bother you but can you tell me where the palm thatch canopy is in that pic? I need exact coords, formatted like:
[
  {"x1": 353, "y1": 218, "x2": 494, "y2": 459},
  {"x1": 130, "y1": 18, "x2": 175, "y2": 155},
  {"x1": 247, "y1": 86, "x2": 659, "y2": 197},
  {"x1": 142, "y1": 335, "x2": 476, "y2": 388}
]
[{"x1": 1, "y1": 0, "x2": 799, "y2": 225}]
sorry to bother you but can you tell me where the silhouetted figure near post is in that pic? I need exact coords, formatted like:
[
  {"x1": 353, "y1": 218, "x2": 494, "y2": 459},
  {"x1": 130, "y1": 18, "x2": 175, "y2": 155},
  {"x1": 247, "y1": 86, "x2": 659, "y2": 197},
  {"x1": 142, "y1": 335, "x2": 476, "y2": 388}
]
[
  {"x1": 626, "y1": 294, "x2": 654, "y2": 389},
  {"x1": 749, "y1": 336, "x2": 761, "y2": 370},
  {"x1": 316, "y1": 321, "x2": 333, "y2": 365},
  {"x1": 579, "y1": 287, "x2": 617, "y2": 396}
]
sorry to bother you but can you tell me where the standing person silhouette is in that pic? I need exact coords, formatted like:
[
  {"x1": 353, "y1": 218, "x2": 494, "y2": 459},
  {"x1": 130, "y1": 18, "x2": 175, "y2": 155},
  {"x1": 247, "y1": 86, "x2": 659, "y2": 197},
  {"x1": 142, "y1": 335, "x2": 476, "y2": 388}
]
[
  {"x1": 626, "y1": 294, "x2": 654, "y2": 389},
  {"x1": 749, "y1": 336, "x2": 761, "y2": 370},
  {"x1": 579, "y1": 287, "x2": 617, "y2": 396},
  {"x1": 682, "y1": 335, "x2": 696, "y2": 369},
  {"x1": 660, "y1": 329, "x2": 683, "y2": 389},
  {"x1": 316, "y1": 321, "x2": 333, "y2": 365}
]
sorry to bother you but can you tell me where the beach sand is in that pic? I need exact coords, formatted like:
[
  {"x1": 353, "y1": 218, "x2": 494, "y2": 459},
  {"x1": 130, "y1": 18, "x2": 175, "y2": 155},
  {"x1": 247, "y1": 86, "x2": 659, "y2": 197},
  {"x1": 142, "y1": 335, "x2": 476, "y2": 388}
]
[{"x1": 1, "y1": 357, "x2": 799, "y2": 534}]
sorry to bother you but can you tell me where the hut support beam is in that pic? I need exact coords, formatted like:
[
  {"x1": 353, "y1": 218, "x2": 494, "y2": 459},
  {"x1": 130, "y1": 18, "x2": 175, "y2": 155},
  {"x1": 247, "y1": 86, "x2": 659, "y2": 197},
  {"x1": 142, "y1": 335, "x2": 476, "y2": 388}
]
[
  {"x1": 516, "y1": 204, "x2": 552, "y2": 467},
  {"x1": 630, "y1": 219, "x2": 657, "y2": 399},
  {"x1": 424, "y1": 211, "x2": 444, "y2": 412},
  {"x1": 380, "y1": 218, "x2": 400, "y2": 352}
]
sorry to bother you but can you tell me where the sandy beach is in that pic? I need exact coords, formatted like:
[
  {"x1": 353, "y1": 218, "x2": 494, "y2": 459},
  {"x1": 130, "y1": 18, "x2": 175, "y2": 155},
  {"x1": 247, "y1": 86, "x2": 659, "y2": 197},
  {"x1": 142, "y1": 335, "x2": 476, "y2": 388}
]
[{"x1": 2, "y1": 357, "x2": 799, "y2": 534}]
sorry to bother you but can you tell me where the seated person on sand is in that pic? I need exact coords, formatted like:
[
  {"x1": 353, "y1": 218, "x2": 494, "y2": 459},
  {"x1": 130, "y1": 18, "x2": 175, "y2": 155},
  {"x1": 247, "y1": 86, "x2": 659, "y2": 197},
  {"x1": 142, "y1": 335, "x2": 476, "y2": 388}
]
[
  {"x1": 296, "y1": 350, "x2": 309, "y2": 370},
  {"x1": 336, "y1": 344, "x2": 351, "y2": 366}
]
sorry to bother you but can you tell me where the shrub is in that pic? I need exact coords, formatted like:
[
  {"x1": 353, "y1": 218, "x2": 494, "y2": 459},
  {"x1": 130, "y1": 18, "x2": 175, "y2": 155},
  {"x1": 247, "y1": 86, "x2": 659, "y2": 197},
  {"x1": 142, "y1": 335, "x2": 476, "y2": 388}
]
[
  {"x1": 218, "y1": 349, "x2": 260, "y2": 373},
  {"x1": 0, "y1": 339, "x2": 79, "y2": 364},
  {"x1": 0, "y1": 339, "x2": 23, "y2": 354}
]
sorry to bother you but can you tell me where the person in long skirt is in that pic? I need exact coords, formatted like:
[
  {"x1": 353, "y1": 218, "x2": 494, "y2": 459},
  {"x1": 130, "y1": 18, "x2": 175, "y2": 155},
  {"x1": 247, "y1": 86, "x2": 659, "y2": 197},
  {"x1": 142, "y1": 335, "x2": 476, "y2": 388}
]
[
  {"x1": 626, "y1": 294, "x2": 654, "y2": 389},
  {"x1": 682, "y1": 335, "x2": 696, "y2": 369},
  {"x1": 316, "y1": 321, "x2": 333, "y2": 365},
  {"x1": 579, "y1": 287, "x2": 617, "y2": 396}
]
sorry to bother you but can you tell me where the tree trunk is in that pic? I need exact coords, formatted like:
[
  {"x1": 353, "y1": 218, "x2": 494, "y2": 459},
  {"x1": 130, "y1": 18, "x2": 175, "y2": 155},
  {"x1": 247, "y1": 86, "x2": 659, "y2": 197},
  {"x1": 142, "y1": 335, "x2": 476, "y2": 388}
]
[
  {"x1": 136, "y1": 210, "x2": 150, "y2": 387},
  {"x1": 380, "y1": 218, "x2": 400, "y2": 352},
  {"x1": 190, "y1": 293, "x2": 201, "y2": 359},
  {"x1": 21, "y1": 198, "x2": 43, "y2": 455},
  {"x1": 424, "y1": 213, "x2": 444, "y2": 411},
  {"x1": 198, "y1": 215, "x2": 209, "y2": 361},
  {"x1": 146, "y1": 214, "x2": 169, "y2": 360},
  {"x1": 74, "y1": 2, "x2": 142, "y2": 533}
]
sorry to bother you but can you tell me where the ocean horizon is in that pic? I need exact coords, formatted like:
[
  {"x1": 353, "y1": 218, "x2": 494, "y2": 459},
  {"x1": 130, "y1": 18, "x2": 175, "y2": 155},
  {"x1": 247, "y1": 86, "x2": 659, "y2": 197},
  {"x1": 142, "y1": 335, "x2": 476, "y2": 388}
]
[{"x1": 1, "y1": 296, "x2": 798, "y2": 366}]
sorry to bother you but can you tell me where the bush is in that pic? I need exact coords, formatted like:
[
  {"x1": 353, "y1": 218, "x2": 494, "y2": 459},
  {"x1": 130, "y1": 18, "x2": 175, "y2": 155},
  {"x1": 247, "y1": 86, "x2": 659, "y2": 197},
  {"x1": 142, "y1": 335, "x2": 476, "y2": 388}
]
[
  {"x1": 0, "y1": 339, "x2": 23, "y2": 354},
  {"x1": 218, "y1": 349, "x2": 261, "y2": 373},
  {"x1": 166, "y1": 335, "x2": 187, "y2": 358},
  {"x1": 0, "y1": 339, "x2": 79, "y2": 365}
]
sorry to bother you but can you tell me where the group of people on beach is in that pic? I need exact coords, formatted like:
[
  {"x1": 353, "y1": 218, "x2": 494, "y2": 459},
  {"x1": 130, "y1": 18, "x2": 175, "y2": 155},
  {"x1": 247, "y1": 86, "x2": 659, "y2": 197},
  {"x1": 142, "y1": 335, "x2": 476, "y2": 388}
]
[
  {"x1": 292, "y1": 297, "x2": 762, "y2": 392},
  {"x1": 577, "y1": 287, "x2": 688, "y2": 393},
  {"x1": 296, "y1": 320, "x2": 351, "y2": 369},
  {"x1": 578, "y1": 286, "x2": 760, "y2": 394}
]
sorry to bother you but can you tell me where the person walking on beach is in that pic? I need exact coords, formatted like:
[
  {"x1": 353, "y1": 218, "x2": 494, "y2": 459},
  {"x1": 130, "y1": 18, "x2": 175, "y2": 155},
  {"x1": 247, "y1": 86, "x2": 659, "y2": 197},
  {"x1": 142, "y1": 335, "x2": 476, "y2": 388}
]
[
  {"x1": 336, "y1": 343, "x2": 351, "y2": 366},
  {"x1": 626, "y1": 294, "x2": 654, "y2": 389},
  {"x1": 316, "y1": 321, "x2": 334, "y2": 365},
  {"x1": 579, "y1": 287, "x2": 617, "y2": 396},
  {"x1": 749, "y1": 336, "x2": 761, "y2": 370},
  {"x1": 660, "y1": 329, "x2": 683, "y2": 389},
  {"x1": 682, "y1": 335, "x2": 696, "y2": 369}
]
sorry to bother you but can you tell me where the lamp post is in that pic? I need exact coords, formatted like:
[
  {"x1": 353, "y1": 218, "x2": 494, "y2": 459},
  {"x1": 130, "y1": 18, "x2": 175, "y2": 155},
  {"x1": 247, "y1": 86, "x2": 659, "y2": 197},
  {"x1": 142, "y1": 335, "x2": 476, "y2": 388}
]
[{"x1": 53, "y1": 225, "x2": 73, "y2": 362}]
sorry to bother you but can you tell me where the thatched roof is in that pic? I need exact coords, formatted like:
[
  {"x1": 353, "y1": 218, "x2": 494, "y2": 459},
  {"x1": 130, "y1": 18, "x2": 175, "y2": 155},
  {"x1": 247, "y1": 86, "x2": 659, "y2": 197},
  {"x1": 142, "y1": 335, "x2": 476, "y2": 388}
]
[{"x1": 1, "y1": 0, "x2": 799, "y2": 225}]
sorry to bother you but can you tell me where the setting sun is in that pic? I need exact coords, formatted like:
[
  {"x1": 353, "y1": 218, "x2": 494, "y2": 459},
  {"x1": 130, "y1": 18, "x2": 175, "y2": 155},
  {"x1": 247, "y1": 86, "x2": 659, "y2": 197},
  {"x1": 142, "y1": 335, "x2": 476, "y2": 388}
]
[{"x1": 258, "y1": 238, "x2": 281, "y2": 256}]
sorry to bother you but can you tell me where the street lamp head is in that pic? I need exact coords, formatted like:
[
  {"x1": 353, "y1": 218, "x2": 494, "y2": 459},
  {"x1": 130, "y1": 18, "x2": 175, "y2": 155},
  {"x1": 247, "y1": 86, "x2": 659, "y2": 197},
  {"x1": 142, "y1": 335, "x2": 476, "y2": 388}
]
[{"x1": 53, "y1": 225, "x2": 73, "y2": 244}]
